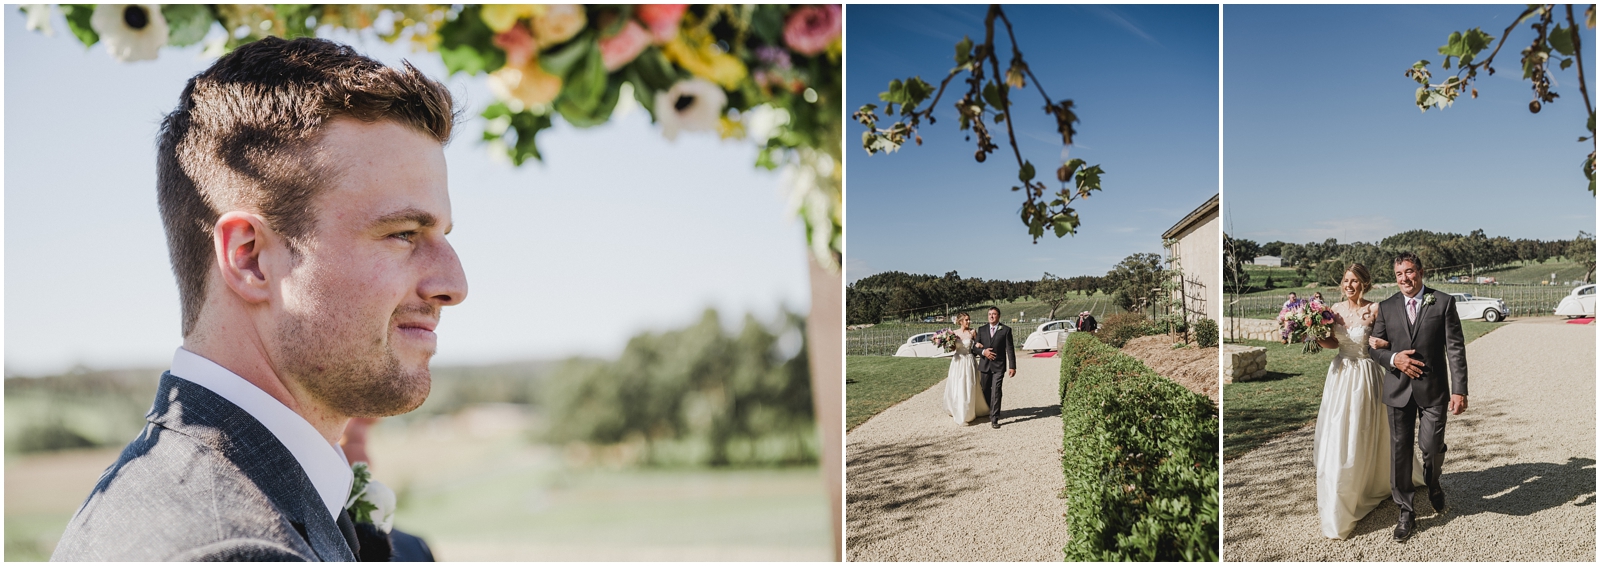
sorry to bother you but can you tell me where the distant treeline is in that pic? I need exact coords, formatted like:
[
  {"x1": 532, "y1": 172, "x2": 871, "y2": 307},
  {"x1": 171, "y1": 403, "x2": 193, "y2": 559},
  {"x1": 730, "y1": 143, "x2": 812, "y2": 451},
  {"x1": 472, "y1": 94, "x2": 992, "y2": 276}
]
[
  {"x1": 848, "y1": 254, "x2": 1174, "y2": 325},
  {"x1": 6, "y1": 309, "x2": 817, "y2": 469},
  {"x1": 541, "y1": 309, "x2": 816, "y2": 467},
  {"x1": 1226, "y1": 229, "x2": 1596, "y2": 291}
]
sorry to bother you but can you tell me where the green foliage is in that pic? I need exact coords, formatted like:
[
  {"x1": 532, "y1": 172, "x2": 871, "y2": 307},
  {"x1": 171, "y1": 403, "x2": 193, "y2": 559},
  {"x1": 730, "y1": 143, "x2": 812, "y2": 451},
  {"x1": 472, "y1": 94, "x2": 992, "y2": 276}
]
[
  {"x1": 346, "y1": 462, "x2": 379, "y2": 523},
  {"x1": 58, "y1": 4, "x2": 98, "y2": 46},
  {"x1": 481, "y1": 102, "x2": 553, "y2": 166},
  {"x1": 1058, "y1": 333, "x2": 1218, "y2": 561},
  {"x1": 161, "y1": 4, "x2": 215, "y2": 47},
  {"x1": 438, "y1": 5, "x2": 506, "y2": 76},
  {"x1": 1096, "y1": 312, "x2": 1156, "y2": 349},
  {"x1": 1193, "y1": 318, "x2": 1217, "y2": 348},
  {"x1": 846, "y1": 270, "x2": 1039, "y2": 324},
  {"x1": 1407, "y1": 6, "x2": 1595, "y2": 194},
  {"x1": 541, "y1": 309, "x2": 817, "y2": 467},
  {"x1": 1105, "y1": 253, "x2": 1166, "y2": 313},
  {"x1": 1034, "y1": 272, "x2": 1073, "y2": 319},
  {"x1": 852, "y1": 5, "x2": 1108, "y2": 243}
]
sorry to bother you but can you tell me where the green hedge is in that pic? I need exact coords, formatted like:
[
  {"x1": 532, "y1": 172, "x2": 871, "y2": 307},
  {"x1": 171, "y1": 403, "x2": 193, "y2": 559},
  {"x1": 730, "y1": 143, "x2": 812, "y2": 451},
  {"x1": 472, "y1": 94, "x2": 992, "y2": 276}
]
[{"x1": 1058, "y1": 332, "x2": 1218, "y2": 561}]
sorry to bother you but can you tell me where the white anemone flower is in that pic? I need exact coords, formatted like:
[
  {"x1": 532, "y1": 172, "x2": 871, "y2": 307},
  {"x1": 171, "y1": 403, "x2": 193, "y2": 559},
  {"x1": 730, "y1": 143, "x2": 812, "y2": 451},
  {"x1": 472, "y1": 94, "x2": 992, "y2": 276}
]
[
  {"x1": 22, "y1": 5, "x2": 54, "y2": 36},
  {"x1": 90, "y1": 4, "x2": 169, "y2": 62},
  {"x1": 362, "y1": 480, "x2": 397, "y2": 533},
  {"x1": 744, "y1": 104, "x2": 791, "y2": 143},
  {"x1": 654, "y1": 79, "x2": 727, "y2": 142}
]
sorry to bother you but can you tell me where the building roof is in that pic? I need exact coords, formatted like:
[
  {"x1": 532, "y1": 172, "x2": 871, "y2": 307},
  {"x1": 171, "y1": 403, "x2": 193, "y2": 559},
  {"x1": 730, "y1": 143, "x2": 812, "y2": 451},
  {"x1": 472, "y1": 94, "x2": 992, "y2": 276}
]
[{"x1": 1162, "y1": 193, "x2": 1219, "y2": 241}]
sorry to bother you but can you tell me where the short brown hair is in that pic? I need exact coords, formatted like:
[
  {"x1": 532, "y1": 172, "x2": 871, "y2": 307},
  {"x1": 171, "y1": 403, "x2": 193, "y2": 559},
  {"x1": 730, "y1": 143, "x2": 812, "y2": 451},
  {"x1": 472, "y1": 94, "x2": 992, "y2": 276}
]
[
  {"x1": 1344, "y1": 263, "x2": 1372, "y2": 296},
  {"x1": 158, "y1": 37, "x2": 458, "y2": 336},
  {"x1": 1393, "y1": 251, "x2": 1423, "y2": 272}
]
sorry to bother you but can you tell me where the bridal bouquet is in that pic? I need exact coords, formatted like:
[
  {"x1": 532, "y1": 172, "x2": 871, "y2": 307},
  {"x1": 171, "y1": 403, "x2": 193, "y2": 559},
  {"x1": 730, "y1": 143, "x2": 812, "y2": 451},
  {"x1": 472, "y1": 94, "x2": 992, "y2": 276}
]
[
  {"x1": 1284, "y1": 299, "x2": 1335, "y2": 353},
  {"x1": 931, "y1": 329, "x2": 960, "y2": 353}
]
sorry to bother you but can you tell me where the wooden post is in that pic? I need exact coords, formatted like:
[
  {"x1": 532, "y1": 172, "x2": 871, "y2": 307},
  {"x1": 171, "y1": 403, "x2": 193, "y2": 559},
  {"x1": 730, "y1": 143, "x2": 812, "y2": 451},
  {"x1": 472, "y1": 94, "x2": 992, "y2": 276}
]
[{"x1": 806, "y1": 256, "x2": 842, "y2": 560}]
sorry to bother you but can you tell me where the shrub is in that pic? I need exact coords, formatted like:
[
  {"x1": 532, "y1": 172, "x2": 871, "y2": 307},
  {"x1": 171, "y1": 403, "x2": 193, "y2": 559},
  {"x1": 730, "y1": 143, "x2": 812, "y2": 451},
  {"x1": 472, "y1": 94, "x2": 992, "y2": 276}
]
[
  {"x1": 1059, "y1": 333, "x2": 1218, "y2": 561},
  {"x1": 1096, "y1": 312, "x2": 1155, "y2": 348},
  {"x1": 1194, "y1": 318, "x2": 1218, "y2": 348}
]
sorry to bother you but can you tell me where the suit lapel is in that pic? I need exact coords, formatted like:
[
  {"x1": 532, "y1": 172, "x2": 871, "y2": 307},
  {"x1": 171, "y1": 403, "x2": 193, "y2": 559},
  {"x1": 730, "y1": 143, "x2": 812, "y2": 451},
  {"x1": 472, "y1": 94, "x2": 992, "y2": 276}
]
[
  {"x1": 1408, "y1": 289, "x2": 1433, "y2": 342},
  {"x1": 150, "y1": 375, "x2": 357, "y2": 562}
]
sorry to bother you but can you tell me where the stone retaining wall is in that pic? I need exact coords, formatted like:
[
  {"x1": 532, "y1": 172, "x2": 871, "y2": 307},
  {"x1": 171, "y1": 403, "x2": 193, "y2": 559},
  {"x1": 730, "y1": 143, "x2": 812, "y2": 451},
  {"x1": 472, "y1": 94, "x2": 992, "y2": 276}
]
[
  {"x1": 1222, "y1": 344, "x2": 1267, "y2": 384},
  {"x1": 1223, "y1": 317, "x2": 1280, "y2": 342}
]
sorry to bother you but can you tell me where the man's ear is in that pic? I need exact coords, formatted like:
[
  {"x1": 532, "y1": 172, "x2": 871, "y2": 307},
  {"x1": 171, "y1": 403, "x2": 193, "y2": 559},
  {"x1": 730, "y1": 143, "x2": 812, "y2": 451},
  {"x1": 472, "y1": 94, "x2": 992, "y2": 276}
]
[{"x1": 213, "y1": 211, "x2": 273, "y2": 304}]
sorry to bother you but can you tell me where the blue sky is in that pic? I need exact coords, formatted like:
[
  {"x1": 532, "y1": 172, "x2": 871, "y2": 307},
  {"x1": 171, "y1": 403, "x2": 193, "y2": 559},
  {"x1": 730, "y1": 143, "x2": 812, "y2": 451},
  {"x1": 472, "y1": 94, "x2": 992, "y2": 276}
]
[
  {"x1": 1226, "y1": 5, "x2": 1597, "y2": 245},
  {"x1": 845, "y1": 4, "x2": 1220, "y2": 283},
  {"x1": 4, "y1": 8, "x2": 812, "y2": 375}
]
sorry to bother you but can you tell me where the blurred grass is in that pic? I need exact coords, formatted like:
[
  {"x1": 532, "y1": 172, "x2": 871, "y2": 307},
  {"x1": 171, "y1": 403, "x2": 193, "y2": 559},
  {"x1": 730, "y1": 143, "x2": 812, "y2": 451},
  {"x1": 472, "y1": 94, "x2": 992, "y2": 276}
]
[
  {"x1": 3, "y1": 406, "x2": 831, "y2": 561},
  {"x1": 845, "y1": 355, "x2": 950, "y2": 431},
  {"x1": 1222, "y1": 319, "x2": 1500, "y2": 460}
]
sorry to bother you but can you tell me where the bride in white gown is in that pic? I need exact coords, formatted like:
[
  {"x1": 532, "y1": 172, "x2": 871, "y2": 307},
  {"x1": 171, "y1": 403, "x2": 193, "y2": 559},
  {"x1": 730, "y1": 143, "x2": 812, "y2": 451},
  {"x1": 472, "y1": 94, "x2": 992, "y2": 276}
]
[
  {"x1": 943, "y1": 313, "x2": 989, "y2": 424},
  {"x1": 1314, "y1": 263, "x2": 1424, "y2": 539}
]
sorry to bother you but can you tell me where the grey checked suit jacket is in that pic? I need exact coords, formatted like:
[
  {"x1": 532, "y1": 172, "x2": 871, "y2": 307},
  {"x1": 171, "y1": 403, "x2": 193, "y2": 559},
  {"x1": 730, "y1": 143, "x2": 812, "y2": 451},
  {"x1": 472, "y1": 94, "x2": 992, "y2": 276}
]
[
  {"x1": 51, "y1": 373, "x2": 356, "y2": 561},
  {"x1": 1371, "y1": 288, "x2": 1469, "y2": 409}
]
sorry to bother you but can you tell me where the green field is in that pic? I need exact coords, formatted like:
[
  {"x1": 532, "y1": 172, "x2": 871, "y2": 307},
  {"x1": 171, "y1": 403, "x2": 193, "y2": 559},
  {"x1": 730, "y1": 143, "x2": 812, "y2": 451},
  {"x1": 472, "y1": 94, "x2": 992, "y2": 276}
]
[
  {"x1": 1222, "y1": 320, "x2": 1499, "y2": 460},
  {"x1": 1237, "y1": 259, "x2": 1587, "y2": 293},
  {"x1": 4, "y1": 408, "x2": 832, "y2": 561},
  {"x1": 844, "y1": 355, "x2": 951, "y2": 430}
]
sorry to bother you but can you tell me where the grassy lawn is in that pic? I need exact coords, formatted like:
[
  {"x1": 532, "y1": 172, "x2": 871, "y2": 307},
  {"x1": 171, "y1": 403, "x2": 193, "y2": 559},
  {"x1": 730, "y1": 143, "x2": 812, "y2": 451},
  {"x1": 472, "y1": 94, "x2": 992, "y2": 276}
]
[
  {"x1": 5, "y1": 411, "x2": 832, "y2": 561},
  {"x1": 845, "y1": 355, "x2": 950, "y2": 431},
  {"x1": 1222, "y1": 319, "x2": 1500, "y2": 460}
]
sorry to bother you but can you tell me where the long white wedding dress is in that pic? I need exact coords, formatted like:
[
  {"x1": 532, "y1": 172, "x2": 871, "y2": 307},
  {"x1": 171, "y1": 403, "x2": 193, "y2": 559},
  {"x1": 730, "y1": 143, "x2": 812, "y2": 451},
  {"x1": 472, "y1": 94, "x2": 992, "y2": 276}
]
[
  {"x1": 943, "y1": 336, "x2": 989, "y2": 424},
  {"x1": 1313, "y1": 317, "x2": 1425, "y2": 539}
]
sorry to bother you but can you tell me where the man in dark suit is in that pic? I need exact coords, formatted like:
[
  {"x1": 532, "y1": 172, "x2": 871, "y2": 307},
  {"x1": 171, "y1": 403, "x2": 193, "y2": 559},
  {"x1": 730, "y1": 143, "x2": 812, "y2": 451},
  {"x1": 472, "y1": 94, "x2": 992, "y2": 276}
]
[
  {"x1": 1077, "y1": 311, "x2": 1098, "y2": 333},
  {"x1": 1370, "y1": 252, "x2": 1468, "y2": 543},
  {"x1": 52, "y1": 37, "x2": 466, "y2": 561},
  {"x1": 974, "y1": 307, "x2": 1018, "y2": 429}
]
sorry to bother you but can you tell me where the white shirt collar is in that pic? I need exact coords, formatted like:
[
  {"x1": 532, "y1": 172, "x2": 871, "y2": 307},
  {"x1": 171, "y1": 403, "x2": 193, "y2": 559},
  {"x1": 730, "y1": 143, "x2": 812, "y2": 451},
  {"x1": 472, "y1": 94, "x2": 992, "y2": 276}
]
[{"x1": 169, "y1": 347, "x2": 353, "y2": 520}]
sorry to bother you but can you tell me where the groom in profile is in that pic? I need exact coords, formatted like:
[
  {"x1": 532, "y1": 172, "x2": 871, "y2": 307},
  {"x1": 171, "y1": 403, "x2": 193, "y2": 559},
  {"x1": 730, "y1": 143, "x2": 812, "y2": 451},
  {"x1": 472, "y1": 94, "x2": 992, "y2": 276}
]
[
  {"x1": 1370, "y1": 251, "x2": 1468, "y2": 543},
  {"x1": 51, "y1": 37, "x2": 465, "y2": 560},
  {"x1": 974, "y1": 307, "x2": 1016, "y2": 429}
]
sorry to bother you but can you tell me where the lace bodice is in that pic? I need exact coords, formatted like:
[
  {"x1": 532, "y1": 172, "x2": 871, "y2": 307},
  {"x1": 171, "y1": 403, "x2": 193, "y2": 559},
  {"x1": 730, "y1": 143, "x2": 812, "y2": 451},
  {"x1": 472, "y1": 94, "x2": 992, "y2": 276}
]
[
  {"x1": 1332, "y1": 323, "x2": 1372, "y2": 359},
  {"x1": 1326, "y1": 301, "x2": 1378, "y2": 359},
  {"x1": 952, "y1": 334, "x2": 974, "y2": 356}
]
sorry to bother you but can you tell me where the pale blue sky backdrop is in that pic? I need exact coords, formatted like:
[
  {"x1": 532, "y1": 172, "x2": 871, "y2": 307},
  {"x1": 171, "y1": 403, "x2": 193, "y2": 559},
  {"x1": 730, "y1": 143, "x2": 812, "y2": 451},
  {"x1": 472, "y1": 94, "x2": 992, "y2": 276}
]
[
  {"x1": 4, "y1": 8, "x2": 812, "y2": 376},
  {"x1": 845, "y1": 4, "x2": 1220, "y2": 284},
  {"x1": 1226, "y1": 5, "x2": 1596, "y2": 245}
]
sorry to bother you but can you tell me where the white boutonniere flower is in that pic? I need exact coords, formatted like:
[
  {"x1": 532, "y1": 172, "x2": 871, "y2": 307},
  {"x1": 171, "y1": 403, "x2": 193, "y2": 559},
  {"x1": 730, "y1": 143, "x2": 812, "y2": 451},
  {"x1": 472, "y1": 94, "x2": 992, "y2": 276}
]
[
  {"x1": 1421, "y1": 293, "x2": 1436, "y2": 308},
  {"x1": 345, "y1": 462, "x2": 396, "y2": 533}
]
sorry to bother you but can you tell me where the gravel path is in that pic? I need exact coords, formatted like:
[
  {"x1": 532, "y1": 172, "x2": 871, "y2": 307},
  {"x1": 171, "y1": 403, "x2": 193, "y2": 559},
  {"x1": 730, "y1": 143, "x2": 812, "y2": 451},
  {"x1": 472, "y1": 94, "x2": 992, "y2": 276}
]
[
  {"x1": 1223, "y1": 318, "x2": 1595, "y2": 561},
  {"x1": 845, "y1": 354, "x2": 1067, "y2": 561}
]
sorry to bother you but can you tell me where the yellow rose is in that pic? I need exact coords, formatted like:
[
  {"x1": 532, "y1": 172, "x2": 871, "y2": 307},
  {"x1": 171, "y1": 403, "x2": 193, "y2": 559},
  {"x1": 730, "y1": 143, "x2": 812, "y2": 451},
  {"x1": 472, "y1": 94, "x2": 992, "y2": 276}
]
[
  {"x1": 488, "y1": 59, "x2": 563, "y2": 111},
  {"x1": 662, "y1": 33, "x2": 747, "y2": 91},
  {"x1": 480, "y1": 4, "x2": 542, "y2": 34},
  {"x1": 532, "y1": 4, "x2": 586, "y2": 48}
]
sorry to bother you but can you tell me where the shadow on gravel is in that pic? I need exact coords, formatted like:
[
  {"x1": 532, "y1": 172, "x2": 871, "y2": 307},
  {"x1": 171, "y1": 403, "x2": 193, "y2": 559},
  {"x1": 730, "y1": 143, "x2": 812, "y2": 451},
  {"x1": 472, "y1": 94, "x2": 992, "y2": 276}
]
[
  {"x1": 1432, "y1": 457, "x2": 1596, "y2": 522},
  {"x1": 998, "y1": 403, "x2": 1061, "y2": 426},
  {"x1": 846, "y1": 438, "x2": 984, "y2": 550}
]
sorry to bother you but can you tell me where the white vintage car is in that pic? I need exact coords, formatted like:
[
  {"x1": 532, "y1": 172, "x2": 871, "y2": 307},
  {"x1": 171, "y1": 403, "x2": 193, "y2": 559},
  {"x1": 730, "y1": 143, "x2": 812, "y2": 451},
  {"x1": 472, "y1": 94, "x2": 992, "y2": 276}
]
[
  {"x1": 1554, "y1": 284, "x2": 1596, "y2": 317},
  {"x1": 1022, "y1": 319, "x2": 1077, "y2": 353},
  {"x1": 893, "y1": 332, "x2": 955, "y2": 358},
  {"x1": 1449, "y1": 293, "x2": 1508, "y2": 323}
]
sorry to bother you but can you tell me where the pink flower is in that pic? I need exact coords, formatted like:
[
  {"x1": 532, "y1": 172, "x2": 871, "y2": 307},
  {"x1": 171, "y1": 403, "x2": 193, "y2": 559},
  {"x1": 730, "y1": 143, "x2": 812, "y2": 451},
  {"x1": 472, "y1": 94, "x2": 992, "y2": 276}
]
[
  {"x1": 636, "y1": 4, "x2": 687, "y2": 45},
  {"x1": 783, "y1": 5, "x2": 840, "y2": 57},
  {"x1": 599, "y1": 20, "x2": 651, "y2": 71},
  {"x1": 492, "y1": 23, "x2": 536, "y2": 69}
]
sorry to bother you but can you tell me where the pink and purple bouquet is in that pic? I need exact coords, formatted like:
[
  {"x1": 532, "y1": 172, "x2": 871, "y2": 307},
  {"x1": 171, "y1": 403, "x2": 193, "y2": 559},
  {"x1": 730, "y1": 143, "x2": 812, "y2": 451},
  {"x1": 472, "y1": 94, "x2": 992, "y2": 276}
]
[
  {"x1": 931, "y1": 329, "x2": 961, "y2": 353},
  {"x1": 1283, "y1": 299, "x2": 1335, "y2": 353}
]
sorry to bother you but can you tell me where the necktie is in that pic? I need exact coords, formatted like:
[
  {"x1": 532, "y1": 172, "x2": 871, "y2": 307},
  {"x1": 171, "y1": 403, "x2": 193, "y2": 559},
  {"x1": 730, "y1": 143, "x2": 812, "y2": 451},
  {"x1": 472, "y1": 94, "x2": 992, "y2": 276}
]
[{"x1": 1407, "y1": 297, "x2": 1418, "y2": 324}]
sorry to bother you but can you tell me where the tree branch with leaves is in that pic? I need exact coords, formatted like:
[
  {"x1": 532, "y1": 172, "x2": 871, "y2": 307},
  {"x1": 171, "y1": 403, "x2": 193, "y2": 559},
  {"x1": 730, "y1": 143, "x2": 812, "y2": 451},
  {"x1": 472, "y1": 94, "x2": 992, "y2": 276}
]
[
  {"x1": 1405, "y1": 4, "x2": 1596, "y2": 194},
  {"x1": 851, "y1": 4, "x2": 1105, "y2": 243}
]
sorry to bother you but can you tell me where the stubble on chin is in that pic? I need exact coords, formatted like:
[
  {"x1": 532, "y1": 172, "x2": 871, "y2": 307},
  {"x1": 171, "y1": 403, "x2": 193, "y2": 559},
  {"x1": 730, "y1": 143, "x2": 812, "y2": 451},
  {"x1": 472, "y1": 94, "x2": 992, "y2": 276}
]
[{"x1": 274, "y1": 308, "x2": 432, "y2": 419}]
